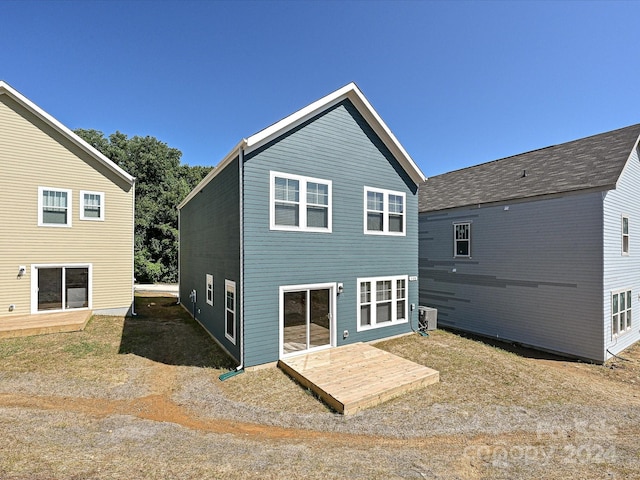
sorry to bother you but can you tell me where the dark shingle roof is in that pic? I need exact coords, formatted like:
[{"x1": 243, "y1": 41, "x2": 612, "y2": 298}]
[{"x1": 419, "y1": 124, "x2": 640, "y2": 212}]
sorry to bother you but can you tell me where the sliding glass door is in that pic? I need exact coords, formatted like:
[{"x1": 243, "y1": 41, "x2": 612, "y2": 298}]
[
  {"x1": 36, "y1": 266, "x2": 89, "y2": 312},
  {"x1": 281, "y1": 284, "x2": 334, "y2": 356}
]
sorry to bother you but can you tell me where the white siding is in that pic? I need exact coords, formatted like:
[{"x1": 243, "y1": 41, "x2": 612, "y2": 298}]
[{"x1": 603, "y1": 147, "x2": 640, "y2": 358}]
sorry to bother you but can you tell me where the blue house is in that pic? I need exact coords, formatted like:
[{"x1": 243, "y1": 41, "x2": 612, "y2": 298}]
[
  {"x1": 419, "y1": 124, "x2": 640, "y2": 363},
  {"x1": 179, "y1": 83, "x2": 425, "y2": 369}
]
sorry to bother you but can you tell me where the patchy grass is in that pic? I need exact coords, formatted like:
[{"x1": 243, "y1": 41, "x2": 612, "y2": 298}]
[{"x1": 0, "y1": 296, "x2": 639, "y2": 480}]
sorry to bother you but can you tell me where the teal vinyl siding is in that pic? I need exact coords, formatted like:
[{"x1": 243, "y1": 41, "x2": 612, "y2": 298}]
[
  {"x1": 420, "y1": 192, "x2": 604, "y2": 361},
  {"x1": 179, "y1": 157, "x2": 241, "y2": 361},
  {"x1": 603, "y1": 148, "x2": 640, "y2": 359},
  {"x1": 242, "y1": 101, "x2": 419, "y2": 367}
]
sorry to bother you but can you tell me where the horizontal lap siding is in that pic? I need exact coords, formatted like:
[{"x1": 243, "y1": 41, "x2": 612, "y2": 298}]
[
  {"x1": 603, "y1": 148, "x2": 640, "y2": 358},
  {"x1": 0, "y1": 96, "x2": 134, "y2": 316},
  {"x1": 179, "y1": 157, "x2": 241, "y2": 361},
  {"x1": 420, "y1": 192, "x2": 604, "y2": 361},
  {"x1": 243, "y1": 101, "x2": 418, "y2": 367}
]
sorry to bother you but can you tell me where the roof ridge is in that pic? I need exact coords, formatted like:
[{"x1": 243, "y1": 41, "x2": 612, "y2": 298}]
[{"x1": 429, "y1": 123, "x2": 640, "y2": 180}]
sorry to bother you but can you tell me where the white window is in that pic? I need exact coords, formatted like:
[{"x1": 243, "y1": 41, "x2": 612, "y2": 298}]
[
  {"x1": 270, "y1": 171, "x2": 332, "y2": 232},
  {"x1": 454, "y1": 222, "x2": 471, "y2": 257},
  {"x1": 622, "y1": 216, "x2": 629, "y2": 255},
  {"x1": 357, "y1": 275, "x2": 408, "y2": 331},
  {"x1": 225, "y1": 280, "x2": 236, "y2": 344},
  {"x1": 206, "y1": 274, "x2": 213, "y2": 306},
  {"x1": 80, "y1": 191, "x2": 104, "y2": 221},
  {"x1": 364, "y1": 187, "x2": 405, "y2": 235},
  {"x1": 38, "y1": 187, "x2": 72, "y2": 227},
  {"x1": 612, "y1": 289, "x2": 632, "y2": 337}
]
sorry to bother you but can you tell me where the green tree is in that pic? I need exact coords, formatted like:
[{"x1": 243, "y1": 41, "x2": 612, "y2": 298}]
[{"x1": 76, "y1": 129, "x2": 211, "y2": 283}]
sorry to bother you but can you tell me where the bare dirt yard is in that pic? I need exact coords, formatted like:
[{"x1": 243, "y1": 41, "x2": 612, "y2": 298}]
[{"x1": 1, "y1": 295, "x2": 639, "y2": 479}]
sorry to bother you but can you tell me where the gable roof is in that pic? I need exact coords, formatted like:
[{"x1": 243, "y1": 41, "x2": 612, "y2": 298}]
[
  {"x1": 179, "y1": 83, "x2": 425, "y2": 209},
  {"x1": 0, "y1": 81, "x2": 134, "y2": 185},
  {"x1": 419, "y1": 123, "x2": 640, "y2": 213}
]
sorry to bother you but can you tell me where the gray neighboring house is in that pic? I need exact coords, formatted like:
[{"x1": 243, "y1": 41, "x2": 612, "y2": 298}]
[
  {"x1": 419, "y1": 124, "x2": 640, "y2": 363},
  {"x1": 179, "y1": 83, "x2": 425, "y2": 369}
]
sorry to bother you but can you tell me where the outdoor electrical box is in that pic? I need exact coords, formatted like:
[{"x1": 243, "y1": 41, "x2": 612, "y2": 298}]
[{"x1": 418, "y1": 306, "x2": 437, "y2": 331}]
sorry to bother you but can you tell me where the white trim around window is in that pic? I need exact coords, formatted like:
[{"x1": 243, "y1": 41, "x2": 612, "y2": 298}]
[
  {"x1": 453, "y1": 222, "x2": 471, "y2": 258},
  {"x1": 612, "y1": 288, "x2": 632, "y2": 338},
  {"x1": 80, "y1": 190, "x2": 105, "y2": 221},
  {"x1": 206, "y1": 274, "x2": 214, "y2": 306},
  {"x1": 38, "y1": 186, "x2": 72, "y2": 227},
  {"x1": 225, "y1": 279, "x2": 236, "y2": 344},
  {"x1": 357, "y1": 275, "x2": 408, "y2": 331},
  {"x1": 622, "y1": 215, "x2": 629, "y2": 256},
  {"x1": 270, "y1": 171, "x2": 332, "y2": 232},
  {"x1": 363, "y1": 187, "x2": 406, "y2": 236}
]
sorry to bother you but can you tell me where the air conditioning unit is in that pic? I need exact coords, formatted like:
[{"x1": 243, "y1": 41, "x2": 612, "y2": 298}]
[{"x1": 418, "y1": 306, "x2": 437, "y2": 331}]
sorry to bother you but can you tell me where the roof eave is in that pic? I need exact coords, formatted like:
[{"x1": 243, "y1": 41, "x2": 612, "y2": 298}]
[
  {"x1": 420, "y1": 184, "x2": 618, "y2": 214},
  {"x1": 0, "y1": 81, "x2": 135, "y2": 185},
  {"x1": 245, "y1": 83, "x2": 426, "y2": 185},
  {"x1": 178, "y1": 139, "x2": 247, "y2": 209}
]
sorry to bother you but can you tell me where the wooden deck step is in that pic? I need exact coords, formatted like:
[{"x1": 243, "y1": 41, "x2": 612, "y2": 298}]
[
  {"x1": 278, "y1": 342, "x2": 439, "y2": 414},
  {"x1": 0, "y1": 310, "x2": 92, "y2": 339}
]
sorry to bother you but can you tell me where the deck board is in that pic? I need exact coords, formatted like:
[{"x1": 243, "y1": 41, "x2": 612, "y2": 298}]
[
  {"x1": 278, "y1": 342, "x2": 439, "y2": 414},
  {"x1": 0, "y1": 310, "x2": 92, "y2": 339}
]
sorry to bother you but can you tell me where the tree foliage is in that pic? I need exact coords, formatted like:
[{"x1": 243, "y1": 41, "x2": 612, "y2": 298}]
[{"x1": 75, "y1": 129, "x2": 211, "y2": 283}]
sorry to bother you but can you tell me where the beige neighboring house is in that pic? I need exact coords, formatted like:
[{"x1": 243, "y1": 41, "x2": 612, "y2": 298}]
[{"x1": 0, "y1": 81, "x2": 135, "y2": 318}]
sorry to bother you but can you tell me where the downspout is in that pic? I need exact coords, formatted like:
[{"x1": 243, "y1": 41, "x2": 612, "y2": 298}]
[
  {"x1": 220, "y1": 141, "x2": 247, "y2": 381},
  {"x1": 131, "y1": 178, "x2": 137, "y2": 316},
  {"x1": 177, "y1": 206, "x2": 181, "y2": 305},
  {"x1": 237, "y1": 142, "x2": 246, "y2": 371}
]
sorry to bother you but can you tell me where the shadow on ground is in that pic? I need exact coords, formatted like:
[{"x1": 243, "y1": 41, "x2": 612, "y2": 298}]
[
  {"x1": 440, "y1": 326, "x2": 582, "y2": 362},
  {"x1": 118, "y1": 295, "x2": 235, "y2": 369}
]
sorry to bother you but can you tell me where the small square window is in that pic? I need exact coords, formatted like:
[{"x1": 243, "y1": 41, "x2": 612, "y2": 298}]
[{"x1": 80, "y1": 191, "x2": 105, "y2": 221}]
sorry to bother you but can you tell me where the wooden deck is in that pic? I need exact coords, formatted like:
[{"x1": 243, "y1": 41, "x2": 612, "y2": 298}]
[
  {"x1": 278, "y1": 342, "x2": 439, "y2": 415},
  {"x1": 0, "y1": 310, "x2": 92, "y2": 339}
]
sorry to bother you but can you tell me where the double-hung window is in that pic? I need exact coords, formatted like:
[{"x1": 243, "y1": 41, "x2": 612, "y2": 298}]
[
  {"x1": 357, "y1": 275, "x2": 408, "y2": 331},
  {"x1": 612, "y1": 289, "x2": 632, "y2": 337},
  {"x1": 80, "y1": 191, "x2": 105, "y2": 221},
  {"x1": 225, "y1": 280, "x2": 236, "y2": 344},
  {"x1": 454, "y1": 222, "x2": 471, "y2": 257},
  {"x1": 270, "y1": 171, "x2": 331, "y2": 232},
  {"x1": 622, "y1": 216, "x2": 629, "y2": 255},
  {"x1": 39, "y1": 187, "x2": 72, "y2": 227},
  {"x1": 364, "y1": 187, "x2": 406, "y2": 235},
  {"x1": 206, "y1": 274, "x2": 214, "y2": 306}
]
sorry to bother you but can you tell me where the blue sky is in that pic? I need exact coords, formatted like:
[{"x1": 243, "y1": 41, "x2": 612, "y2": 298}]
[{"x1": 2, "y1": 0, "x2": 639, "y2": 177}]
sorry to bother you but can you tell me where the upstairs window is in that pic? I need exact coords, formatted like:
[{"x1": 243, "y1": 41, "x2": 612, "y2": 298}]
[
  {"x1": 612, "y1": 289, "x2": 632, "y2": 337},
  {"x1": 270, "y1": 171, "x2": 332, "y2": 232},
  {"x1": 80, "y1": 191, "x2": 104, "y2": 221},
  {"x1": 364, "y1": 187, "x2": 406, "y2": 235},
  {"x1": 622, "y1": 216, "x2": 629, "y2": 255},
  {"x1": 39, "y1": 187, "x2": 72, "y2": 227},
  {"x1": 454, "y1": 222, "x2": 471, "y2": 257}
]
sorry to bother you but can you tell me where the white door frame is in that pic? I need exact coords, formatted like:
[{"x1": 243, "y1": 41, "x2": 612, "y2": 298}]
[
  {"x1": 31, "y1": 263, "x2": 93, "y2": 314},
  {"x1": 279, "y1": 282, "x2": 337, "y2": 359}
]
